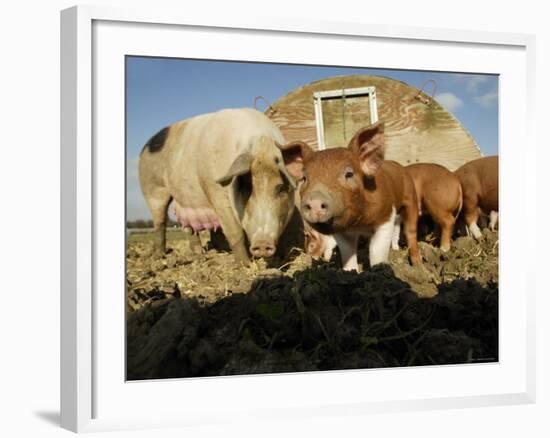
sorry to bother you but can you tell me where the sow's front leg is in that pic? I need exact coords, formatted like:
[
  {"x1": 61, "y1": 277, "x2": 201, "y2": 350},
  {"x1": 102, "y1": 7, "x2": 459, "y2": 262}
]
[
  {"x1": 208, "y1": 193, "x2": 250, "y2": 265},
  {"x1": 218, "y1": 212, "x2": 249, "y2": 264}
]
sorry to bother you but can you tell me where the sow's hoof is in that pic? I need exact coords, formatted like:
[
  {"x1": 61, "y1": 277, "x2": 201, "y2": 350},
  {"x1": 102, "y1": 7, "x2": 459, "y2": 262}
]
[
  {"x1": 152, "y1": 247, "x2": 169, "y2": 257},
  {"x1": 189, "y1": 239, "x2": 204, "y2": 255}
]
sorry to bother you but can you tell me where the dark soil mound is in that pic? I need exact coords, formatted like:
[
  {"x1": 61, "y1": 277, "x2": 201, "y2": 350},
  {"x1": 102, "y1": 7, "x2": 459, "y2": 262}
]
[{"x1": 126, "y1": 229, "x2": 498, "y2": 380}]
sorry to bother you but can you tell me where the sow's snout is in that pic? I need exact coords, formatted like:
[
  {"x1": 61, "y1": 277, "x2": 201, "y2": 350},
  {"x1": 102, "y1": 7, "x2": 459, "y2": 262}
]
[
  {"x1": 250, "y1": 238, "x2": 276, "y2": 259},
  {"x1": 301, "y1": 190, "x2": 335, "y2": 224}
]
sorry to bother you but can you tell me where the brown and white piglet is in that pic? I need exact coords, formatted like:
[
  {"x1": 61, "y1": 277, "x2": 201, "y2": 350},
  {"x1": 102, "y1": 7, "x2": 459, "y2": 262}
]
[
  {"x1": 454, "y1": 156, "x2": 499, "y2": 240},
  {"x1": 303, "y1": 221, "x2": 337, "y2": 262},
  {"x1": 281, "y1": 122, "x2": 421, "y2": 271},
  {"x1": 403, "y1": 163, "x2": 463, "y2": 251}
]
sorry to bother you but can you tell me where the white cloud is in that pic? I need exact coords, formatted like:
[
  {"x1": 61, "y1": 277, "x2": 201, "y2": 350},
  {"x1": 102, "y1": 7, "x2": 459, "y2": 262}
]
[
  {"x1": 436, "y1": 92, "x2": 464, "y2": 112},
  {"x1": 452, "y1": 74, "x2": 497, "y2": 108},
  {"x1": 465, "y1": 76, "x2": 489, "y2": 95},
  {"x1": 451, "y1": 74, "x2": 489, "y2": 94},
  {"x1": 474, "y1": 90, "x2": 498, "y2": 108}
]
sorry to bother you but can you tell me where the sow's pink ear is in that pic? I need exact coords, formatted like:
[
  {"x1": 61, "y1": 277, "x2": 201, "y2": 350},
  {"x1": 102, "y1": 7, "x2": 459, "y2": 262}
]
[
  {"x1": 276, "y1": 140, "x2": 313, "y2": 182},
  {"x1": 348, "y1": 122, "x2": 386, "y2": 177}
]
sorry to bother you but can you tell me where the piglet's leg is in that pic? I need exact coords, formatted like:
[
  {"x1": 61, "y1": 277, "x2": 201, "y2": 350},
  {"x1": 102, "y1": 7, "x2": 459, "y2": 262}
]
[
  {"x1": 391, "y1": 214, "x2": 402, "y2": 250},
  {"x1": 334, "y1": 233, "x2": 360, "y2": 271},
  {"x1": 402, "y1": 207, "x2": 422, "y2": 266},
  {"x1": 467, "y1": 221, "x2": 483, "y2": 240},
  {"x1": 462, "y1": 197, "x2": 482, "y2": 240},
  {"x1": 369, "y1": 208, "x2": 396, "y2": 266},
  {"x1": 437, "y1": 213, "x2": 455, "y2": 252},
  {"x1": 489, "y1": 211, "x2": 499, "y2": 231},
  {"x1": 322, "y1": 235, "x2": 338, "y2": 262}
]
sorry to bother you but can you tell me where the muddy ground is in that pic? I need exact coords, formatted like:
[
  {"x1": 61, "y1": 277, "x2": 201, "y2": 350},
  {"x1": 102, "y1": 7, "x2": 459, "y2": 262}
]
[{"x1": 126, "y1": 227, "x2": 498, "y2": 380}]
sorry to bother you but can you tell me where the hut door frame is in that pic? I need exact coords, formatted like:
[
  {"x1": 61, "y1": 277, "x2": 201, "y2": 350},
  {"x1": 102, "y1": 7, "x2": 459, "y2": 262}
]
[{"x1": 313, "y1": 86, "x2": 379, "y2": 150}]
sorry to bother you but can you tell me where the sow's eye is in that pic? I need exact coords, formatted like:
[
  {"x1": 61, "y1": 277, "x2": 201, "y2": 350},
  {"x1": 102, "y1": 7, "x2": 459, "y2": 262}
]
[{"x1": 275, "y1": 182, "x2": 288, "y2": 195}]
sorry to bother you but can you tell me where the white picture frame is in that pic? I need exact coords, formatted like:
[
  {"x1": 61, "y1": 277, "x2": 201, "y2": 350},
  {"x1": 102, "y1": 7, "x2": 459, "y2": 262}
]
[{"x1": 60, "y1": 4, "x2": 536, "y2": 433}]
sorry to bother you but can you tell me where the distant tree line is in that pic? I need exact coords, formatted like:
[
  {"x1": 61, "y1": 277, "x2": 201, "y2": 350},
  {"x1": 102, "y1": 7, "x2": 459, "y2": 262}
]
[{"x1": 127, "y1": 219, "x2": 179, "y2": 229}]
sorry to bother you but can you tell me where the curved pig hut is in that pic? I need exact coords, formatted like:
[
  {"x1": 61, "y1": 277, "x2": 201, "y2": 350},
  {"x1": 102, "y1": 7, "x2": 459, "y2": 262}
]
[{"x1": 265, "y1": 75, "x2": 481, "y2": 171}]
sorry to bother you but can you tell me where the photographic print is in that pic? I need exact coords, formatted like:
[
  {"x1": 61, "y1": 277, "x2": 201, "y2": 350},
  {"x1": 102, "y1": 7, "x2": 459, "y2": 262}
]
[{"x1": 125, "y1": 58, "x2": 498, "y2": 380}]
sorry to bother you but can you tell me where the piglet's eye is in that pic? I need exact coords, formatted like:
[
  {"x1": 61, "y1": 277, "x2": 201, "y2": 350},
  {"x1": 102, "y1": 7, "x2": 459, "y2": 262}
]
[{"x1": 344, "y1": 167, "x2": 354, "y2": 179}]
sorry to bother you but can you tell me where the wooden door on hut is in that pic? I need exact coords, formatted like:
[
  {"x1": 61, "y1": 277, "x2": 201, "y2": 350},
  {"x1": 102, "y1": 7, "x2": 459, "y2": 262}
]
[{"x1": 312, "y1": 87, "x2": 378, "y2": 149}]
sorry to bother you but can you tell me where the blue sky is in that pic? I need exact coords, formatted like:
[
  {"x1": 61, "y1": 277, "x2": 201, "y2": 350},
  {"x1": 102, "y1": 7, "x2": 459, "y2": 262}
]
[{"x1": 126, "y1": 57, "x2": 498, "y2": 220}]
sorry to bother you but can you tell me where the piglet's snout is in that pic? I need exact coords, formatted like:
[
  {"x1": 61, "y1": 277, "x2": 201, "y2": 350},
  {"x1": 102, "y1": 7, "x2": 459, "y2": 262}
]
[
  {"x1": 301, "y1": 192, "x2": 333, "y2": 224},
  {"x1": 250, "y1": 239, "x2": 276, "y2": 258}
]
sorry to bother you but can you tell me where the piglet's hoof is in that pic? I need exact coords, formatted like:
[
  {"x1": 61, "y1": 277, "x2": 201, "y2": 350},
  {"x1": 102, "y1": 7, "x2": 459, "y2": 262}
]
[{"x1": 410, "y1": 253, "x2": 423, "y2": 266}]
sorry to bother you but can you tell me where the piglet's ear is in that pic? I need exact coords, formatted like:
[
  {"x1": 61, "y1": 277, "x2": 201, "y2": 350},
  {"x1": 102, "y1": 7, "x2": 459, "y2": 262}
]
[
  {"x1": 348, "y1": 122, "x2": 386, "y2": 177},
  {"x1": 276, "y1": 140, "x2": 313, "y2": 182}
]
